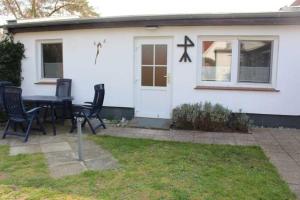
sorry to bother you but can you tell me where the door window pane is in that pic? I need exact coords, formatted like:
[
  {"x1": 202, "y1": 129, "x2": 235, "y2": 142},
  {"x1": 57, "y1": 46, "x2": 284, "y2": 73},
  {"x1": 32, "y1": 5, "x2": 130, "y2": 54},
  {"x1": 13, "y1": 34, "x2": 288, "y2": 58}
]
[
  {"x1": 142, "y1": 45, "x2": 154, "y2": 65},
  {"x1": 155, "y1": 67, "x2": 167, "y2": 86},
  {"x1": 201, "y1": 41, "x2": 232, "y2": 82},
  {"x1": 155, "y1": 45, "x2": 167, "y2": 65},
  {"x1": 141, "y1": 66, "x2": 153, "y2": 86},
  {"x1": 42, "y1": 43, "x2": 63, "y2": 78},
  {"x1": 239, "y1": 41, "x2": 272, "y2": 83},
  {"x1": 141, "y1": 43, "x2": 168, "y2": 87}
]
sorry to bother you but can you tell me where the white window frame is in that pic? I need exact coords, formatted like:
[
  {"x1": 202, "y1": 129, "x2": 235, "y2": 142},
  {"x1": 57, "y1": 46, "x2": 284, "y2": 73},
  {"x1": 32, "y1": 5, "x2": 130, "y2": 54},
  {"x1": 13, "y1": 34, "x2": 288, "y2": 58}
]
[
  {"x1": 36, "y1": 39, "x2": 63, "y2": 83},
  {"x1": 197, "y1": 36, "x2": 279, "y2": 89}
]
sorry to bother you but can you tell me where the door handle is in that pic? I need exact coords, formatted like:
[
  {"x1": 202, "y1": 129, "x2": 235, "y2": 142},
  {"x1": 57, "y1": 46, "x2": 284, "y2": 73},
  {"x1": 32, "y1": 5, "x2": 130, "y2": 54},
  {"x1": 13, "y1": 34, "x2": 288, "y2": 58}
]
[{"x1": 164, "y1": 74, "x2": 171, "y2": 84}]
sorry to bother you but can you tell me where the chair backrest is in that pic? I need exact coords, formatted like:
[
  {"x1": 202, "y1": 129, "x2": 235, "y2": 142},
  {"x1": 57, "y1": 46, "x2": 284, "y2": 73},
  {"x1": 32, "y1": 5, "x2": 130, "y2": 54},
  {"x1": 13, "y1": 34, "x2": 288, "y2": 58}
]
[
  {"x1": 3, "y1": 86, "x2": 27, "y2": 120},
  {"x1": 91, "y1": 84, "x2": 105, "y2": 113},
  {"x1": 56, "y1": 79, "x2": 72, "y2": 97},
  {"x1": 0, "y1": 81, "x2": 13, "y2": 109}
]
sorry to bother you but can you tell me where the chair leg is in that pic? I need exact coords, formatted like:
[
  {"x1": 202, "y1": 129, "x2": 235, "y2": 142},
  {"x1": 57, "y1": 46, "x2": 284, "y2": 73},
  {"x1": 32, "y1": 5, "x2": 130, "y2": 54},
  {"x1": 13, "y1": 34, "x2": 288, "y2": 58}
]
[
  {"x1": 68, "y1": 101, "x2": 74, "y2": 127},
  {"x1": 43, "y1": 107, "x2": 48, "y2": 122},
  {"x1": 13, "y1": 122, "x2": 17, "y2": 132},
  {"x1": 70, "y1": 117, "x2": 76, "y2": 133},
  {"x1": 2, "y1": 120, "x2": 11, "y2": 139},
  {"x1": 36, "y1": 116, "x2": 46, "y2": 135},
  {"x1": 24, "y1": 118, "x2": 34, "y2": 143},
  {"x1": 97, "y1": 114, "x2": 106, "y2": 129},
  {"x1": 54, "y1": 108, "x2": 58, "y2": 120},
  {"x1": 85, "y1": 117, "x2": 96, "y2": 134},
  {"x1": 62, "y1": 102, "x2": 66, "y2": 125},
  {"x1": 81, "y1": 119, "x2": 87, "y2": 127},
  {"x1": 50, "y1": 103, "x2": 56, "y2": 136}
]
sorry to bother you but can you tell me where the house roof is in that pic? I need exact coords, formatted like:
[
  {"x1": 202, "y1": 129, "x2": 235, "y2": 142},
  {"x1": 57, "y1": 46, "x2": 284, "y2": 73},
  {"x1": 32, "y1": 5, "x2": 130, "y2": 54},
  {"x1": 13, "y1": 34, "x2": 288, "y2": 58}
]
[
  {"x1": 3, "y1": 11, "x2": 300, "y2": 34},
  {"x1": 291, "y1": 0, "x2": 300, "y2": 6}
]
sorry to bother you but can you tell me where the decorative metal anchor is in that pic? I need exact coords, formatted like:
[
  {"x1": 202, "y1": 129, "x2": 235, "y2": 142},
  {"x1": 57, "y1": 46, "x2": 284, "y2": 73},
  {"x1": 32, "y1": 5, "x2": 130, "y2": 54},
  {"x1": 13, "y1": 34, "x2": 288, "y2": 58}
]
[{"x1": 177, "y1": 36, "x2": 195, "y2": 62}]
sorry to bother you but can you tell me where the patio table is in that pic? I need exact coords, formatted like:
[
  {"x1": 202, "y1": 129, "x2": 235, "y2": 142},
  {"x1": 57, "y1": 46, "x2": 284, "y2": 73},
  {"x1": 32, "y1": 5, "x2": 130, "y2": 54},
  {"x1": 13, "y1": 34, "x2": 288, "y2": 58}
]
[{"x1": 23, "y1": 95, "x2": 74, "y2": 135}]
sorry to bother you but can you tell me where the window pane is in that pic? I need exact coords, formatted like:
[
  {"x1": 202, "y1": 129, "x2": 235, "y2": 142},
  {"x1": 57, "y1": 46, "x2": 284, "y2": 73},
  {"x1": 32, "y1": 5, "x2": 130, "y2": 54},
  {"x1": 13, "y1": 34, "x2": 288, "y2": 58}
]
[
  {"x1": 155, "y1": 67, "x2": 167, "y2": 87},
  {"x1": 141, "y1": 66, "x2": 153, "y2": 86},
  {"x1": 239, "y1": 41, "x2": 272, "y2": 83},
  {"x1": 142, "y1": 45, "x2": 154, "y2": 65},
  {"x1": 202, "y1": 41, "x2": 232, "y2": 82},
  {"x1": 42, "y1": 43, "x2": 63, "y2": 78},
  {"x1": 155, "y1": 45, "x2": 167, "y2": 65}
]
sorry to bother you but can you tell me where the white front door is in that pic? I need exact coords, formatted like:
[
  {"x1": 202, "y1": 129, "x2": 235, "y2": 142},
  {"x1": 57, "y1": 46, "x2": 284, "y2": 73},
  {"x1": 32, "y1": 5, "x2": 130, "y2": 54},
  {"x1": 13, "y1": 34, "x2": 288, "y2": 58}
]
[{"x1": 135, "y1": 38, "x2": 172, "y2": 119}]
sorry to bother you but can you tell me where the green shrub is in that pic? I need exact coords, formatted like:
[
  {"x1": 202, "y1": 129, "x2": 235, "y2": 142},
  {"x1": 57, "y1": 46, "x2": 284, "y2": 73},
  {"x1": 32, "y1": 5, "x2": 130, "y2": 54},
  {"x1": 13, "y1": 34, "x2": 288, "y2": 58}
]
[
  {"x1": 0, "y1": 35, "x2": 25, "y2": 86},
  {"x1": 228, "y1": 110, "x2": 252, "y2": 132},
  {"x1": 172, "y1": 102, "x2": 251, "y2": 132}
]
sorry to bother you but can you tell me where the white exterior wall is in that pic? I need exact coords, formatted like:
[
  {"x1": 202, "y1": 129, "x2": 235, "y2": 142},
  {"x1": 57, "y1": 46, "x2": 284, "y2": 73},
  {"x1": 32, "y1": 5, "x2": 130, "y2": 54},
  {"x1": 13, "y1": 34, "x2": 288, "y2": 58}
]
[{"x1": 14, "y1": 25, "x2": 300, "y2": 116}]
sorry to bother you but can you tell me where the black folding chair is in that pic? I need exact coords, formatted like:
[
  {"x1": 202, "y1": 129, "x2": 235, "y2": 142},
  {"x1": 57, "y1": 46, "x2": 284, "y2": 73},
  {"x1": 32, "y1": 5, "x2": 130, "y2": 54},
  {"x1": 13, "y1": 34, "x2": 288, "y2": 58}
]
[
  {"x1": 0, "y1": 81, "x2": 12, "y2": 112},
  {"x1": 70, "y1": 84, "x2": 106, "y2": 134},
  {"x1": 44, "y1": 78, "x2": 72, "y2": 123},
  {"x1": 2, "y1": 87, "x2": 46, "y2": 142}
]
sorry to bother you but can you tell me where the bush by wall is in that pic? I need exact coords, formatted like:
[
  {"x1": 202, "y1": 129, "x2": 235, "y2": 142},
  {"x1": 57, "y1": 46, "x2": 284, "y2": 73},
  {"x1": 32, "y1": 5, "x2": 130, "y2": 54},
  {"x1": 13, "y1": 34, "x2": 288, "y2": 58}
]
[
  {"x1": 0, "y1": 35, "x2": 25, "y2": 86},
  {"x1": 172, "y1": 102, "x2": 251, "y2": 132}
]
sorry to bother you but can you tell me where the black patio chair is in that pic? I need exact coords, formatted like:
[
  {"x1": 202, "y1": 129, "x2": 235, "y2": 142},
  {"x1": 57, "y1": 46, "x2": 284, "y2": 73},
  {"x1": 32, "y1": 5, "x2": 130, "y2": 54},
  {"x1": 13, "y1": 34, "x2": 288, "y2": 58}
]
[
  {"x1": 0, "y1": 81, "x2": 13, "y2": 123},
  {"x1": 2, "y1": 86, "x2": 46, "y2": 142},
  {"x1": 44, "y1": 78, "x2": 72, "y2": 123},
  {"x1": 0, "y1": 81, "x2": 13, "y2": 111},
  {"x1": 70, "y1": 84, "x2": 106, "y2": 134}
]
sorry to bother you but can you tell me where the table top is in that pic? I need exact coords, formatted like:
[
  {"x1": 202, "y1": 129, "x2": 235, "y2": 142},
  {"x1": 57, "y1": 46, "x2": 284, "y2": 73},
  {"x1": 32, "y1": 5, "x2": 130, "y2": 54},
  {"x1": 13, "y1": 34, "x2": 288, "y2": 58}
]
[{"x1": 23, "y1": 95, "x2": 73, "y2": 103}]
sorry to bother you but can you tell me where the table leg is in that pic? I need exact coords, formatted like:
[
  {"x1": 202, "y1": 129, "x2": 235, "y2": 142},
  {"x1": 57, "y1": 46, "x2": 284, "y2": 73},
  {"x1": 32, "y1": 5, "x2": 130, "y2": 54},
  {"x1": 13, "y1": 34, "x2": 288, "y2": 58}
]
[
  {"x1": 62, "y1": 101, "x2": 66, "y2": 125},
  {"x1": 50, "y1": 103, "x2": 56, "y2": 136},
  {"x1": 68, "y1": 101, "x2": 75, "y2": 129},
  {"x1": 36, "y1": 102, "x2": 40, "y2": 125}
]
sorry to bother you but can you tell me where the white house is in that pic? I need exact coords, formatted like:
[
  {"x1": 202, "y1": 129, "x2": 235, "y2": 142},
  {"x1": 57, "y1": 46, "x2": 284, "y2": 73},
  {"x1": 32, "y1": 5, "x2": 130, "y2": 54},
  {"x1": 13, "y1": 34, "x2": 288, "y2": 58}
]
[{"x1": 2, "y1": 11, "x2": 300, "y2": 128}]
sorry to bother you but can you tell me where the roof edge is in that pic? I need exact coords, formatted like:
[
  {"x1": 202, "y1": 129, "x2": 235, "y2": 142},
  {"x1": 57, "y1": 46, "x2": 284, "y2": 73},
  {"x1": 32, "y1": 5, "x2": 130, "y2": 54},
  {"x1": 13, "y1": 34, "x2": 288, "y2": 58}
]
[{"x1": 4, "y1": 11, "x2": 300, "y2": 33}]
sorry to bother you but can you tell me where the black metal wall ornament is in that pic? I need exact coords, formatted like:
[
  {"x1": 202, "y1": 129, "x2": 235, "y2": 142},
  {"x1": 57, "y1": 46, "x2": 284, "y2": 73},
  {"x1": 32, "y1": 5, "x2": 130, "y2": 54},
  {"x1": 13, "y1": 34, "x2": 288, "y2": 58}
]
[
  {"x1": 94, "y1": 39, "x2": 106, "y2": 65},
  {"x1": 177, "y1": 36, "x2": 195, "y2": 62}
]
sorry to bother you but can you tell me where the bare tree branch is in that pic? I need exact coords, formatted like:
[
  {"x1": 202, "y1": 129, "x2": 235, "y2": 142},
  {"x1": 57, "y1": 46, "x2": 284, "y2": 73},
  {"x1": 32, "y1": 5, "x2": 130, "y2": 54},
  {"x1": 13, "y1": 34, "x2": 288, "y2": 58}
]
[
  {"x1": 12, "y1": 0, "x2": 25, "y2": 18},
  {"x1": 0, "y1": 0, "x2": 99, "y2": 19},
  {"x1": 3, "y1": 0, "x2": 18, "y2": 18}
]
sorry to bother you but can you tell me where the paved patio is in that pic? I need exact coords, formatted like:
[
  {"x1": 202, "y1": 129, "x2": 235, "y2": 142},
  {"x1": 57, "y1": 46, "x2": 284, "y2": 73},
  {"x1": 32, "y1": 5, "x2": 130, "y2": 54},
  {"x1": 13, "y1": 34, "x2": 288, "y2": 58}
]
[
  {"x1": 0, "y1": 126, "x2": 118, "y2": 178},
  {"x1": 0, "y1": 125, "x2": 300, "y2": 198}
]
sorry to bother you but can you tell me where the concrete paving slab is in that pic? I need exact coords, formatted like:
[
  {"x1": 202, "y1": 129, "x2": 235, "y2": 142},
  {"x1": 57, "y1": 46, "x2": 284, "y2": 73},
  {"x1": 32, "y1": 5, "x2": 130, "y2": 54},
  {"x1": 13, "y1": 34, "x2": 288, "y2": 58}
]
[
  {"x1": 41, "y1": 142, "x2": 71, "y2": 153},
  {"x1": 290, "y1": 184, "x2": 300, "y2": 199},
  {"x1": 128, "y1": 117, "x2": 171, "y2": 130},
  {"x1": 39, "y1": 135, "x2": 69, "y2": 144},
  {"x1": 45, "y1": 151, "x2": 77, "y2": 167},
  {"x1": 193, "y1": 134, "x2": 214, "y2": 144},
  {"x1": 260, "y1": 144, "x2": 285, "y2": 153},
  {"x1": 49, "y1": 162, "x2": 86, "y2": 178},
  {"x1": 73, "y1": 147, "x2": 111, "y2": 160}
]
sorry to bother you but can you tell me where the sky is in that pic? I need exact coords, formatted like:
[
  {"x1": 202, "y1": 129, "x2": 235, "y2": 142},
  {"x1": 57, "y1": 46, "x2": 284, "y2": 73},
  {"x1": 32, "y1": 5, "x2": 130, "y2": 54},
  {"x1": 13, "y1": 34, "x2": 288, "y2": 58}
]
[
  {"x1": 89, "y1": 0, "x2": 295, "y2": 16},
  {"x1": 0, "y1": 0, "x2": 296, "y2": 24}
]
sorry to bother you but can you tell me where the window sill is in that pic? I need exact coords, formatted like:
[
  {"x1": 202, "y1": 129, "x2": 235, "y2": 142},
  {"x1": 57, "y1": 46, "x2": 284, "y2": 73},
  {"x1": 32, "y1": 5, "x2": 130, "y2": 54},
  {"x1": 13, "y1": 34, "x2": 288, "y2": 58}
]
[
  {"x1": 34, "y1": 81, "x2": 56, "y2": 85},
  {"x1": 194, "y1": 86, "x2": 280, "y2": 92}
]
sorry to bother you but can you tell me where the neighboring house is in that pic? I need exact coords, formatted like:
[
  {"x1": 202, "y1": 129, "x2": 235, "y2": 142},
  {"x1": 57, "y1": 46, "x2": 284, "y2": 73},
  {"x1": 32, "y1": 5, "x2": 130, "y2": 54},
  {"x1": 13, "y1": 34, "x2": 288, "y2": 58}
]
[
  {"x1": 280, "y1": 0, "x2": 300, "y2": 11},
  {"x1": 291, "y1": 0, "x2": 300, "y2": 6},
  {"x1": 2, "y1": 11, "x2": 300, "y2": 128}
]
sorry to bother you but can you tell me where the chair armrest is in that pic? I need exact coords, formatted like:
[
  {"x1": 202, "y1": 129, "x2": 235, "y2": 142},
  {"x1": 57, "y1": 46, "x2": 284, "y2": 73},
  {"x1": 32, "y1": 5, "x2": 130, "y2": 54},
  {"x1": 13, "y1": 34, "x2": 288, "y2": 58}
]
[{"x1": 26, "y1": 107, "x2": 42, "y2": 114}]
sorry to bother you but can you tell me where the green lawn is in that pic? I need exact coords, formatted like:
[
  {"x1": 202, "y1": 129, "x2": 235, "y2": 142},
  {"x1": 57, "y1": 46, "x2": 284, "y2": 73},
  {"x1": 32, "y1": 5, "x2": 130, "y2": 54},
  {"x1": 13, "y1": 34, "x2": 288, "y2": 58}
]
[{"x1": 0, "y1": 136, "x2": 296, "y2": 200}]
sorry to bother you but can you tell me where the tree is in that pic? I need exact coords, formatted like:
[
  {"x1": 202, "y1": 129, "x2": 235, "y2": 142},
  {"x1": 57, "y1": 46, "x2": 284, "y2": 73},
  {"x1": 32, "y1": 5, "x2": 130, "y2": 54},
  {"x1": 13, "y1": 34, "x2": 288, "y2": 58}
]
[{"x1": 0, "y1": 0, "x2": 99, "y2": 19}]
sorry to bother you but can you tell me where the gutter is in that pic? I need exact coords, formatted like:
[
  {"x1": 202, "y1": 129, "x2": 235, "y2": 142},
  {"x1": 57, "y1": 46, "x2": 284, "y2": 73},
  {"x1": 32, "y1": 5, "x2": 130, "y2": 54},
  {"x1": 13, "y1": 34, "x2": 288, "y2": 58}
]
[{"x1": 3, "y1": 11, "x2": 300, "y2": 33}]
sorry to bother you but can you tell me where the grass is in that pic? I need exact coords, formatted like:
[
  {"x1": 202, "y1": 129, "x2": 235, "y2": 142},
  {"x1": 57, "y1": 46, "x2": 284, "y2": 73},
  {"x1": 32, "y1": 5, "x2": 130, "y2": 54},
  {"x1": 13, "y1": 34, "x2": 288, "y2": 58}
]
[{"x1": 0, "y1": 136, "x2": 296, "y2": 200}]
